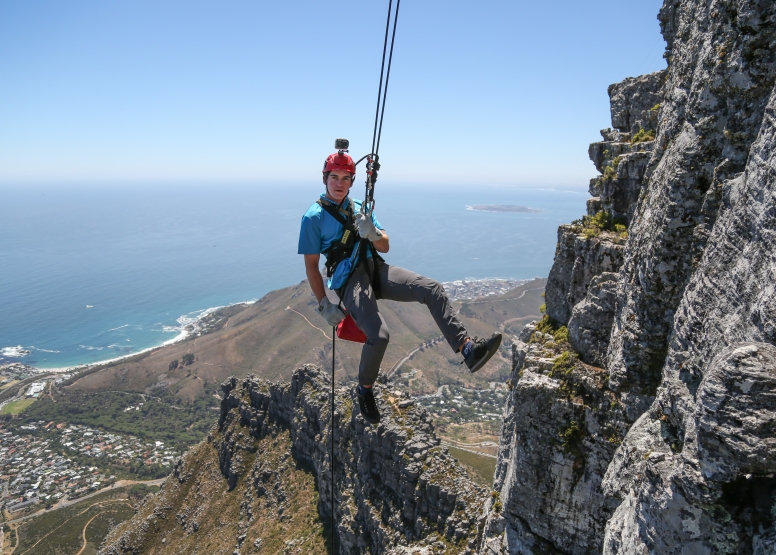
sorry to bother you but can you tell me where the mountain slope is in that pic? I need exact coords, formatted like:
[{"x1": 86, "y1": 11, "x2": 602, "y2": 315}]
[
  {"x1": 100, "y1": 367, "x2": 486, "y2": 555},
  {"x1": 65, "y1": 279, "x2": 544, "y2": 400}
]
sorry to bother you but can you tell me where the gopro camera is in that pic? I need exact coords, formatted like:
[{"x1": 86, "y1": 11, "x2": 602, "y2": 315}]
[{"x1": 335, "y1": 138, "x2": 349, "y2": 152}]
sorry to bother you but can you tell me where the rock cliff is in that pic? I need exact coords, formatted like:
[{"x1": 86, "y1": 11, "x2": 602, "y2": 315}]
[
  {"x1": 100, "y1": 366, "x2": 486, "y2": 555},
  {"x1": 479, "y1": 0, "x2": 776, "y2": 553}
]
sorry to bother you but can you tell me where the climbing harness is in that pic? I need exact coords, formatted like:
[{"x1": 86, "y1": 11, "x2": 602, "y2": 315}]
[
  {"x1": 316, "y1": 197, "x2": 358, "y2": 285},
  {"x1": 330, "y1": 1, "x2": 401, "y2": 550}
]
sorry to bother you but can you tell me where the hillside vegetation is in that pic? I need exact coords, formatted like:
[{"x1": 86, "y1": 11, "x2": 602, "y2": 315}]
[
  {"x1": 64, "y1": 278, "x2": 544, "y2": 399},
  {"x1": 5, "y1": 279, "x2": 543, "y2": 487}
]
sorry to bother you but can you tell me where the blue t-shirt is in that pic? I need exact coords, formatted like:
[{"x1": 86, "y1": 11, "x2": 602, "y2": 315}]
[{"x1": 298, "y1": 194, "x2": 383, "y2": 258}]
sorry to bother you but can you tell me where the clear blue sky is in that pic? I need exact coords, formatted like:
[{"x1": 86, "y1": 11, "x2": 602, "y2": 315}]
[{"x1": 0, "y1": 1, "x2": 666, "y2": 186}]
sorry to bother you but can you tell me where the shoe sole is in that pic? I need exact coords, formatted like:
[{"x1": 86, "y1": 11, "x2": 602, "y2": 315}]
[
  {"x1": 356, "y1": 389, "x2": 381, "y2": 424},
  {"x1": 468, "y1": 333, "x2": 503, "y2": 373},
  {"x1": 361, "y1": 414, "x2": 380, "y2": 425}
]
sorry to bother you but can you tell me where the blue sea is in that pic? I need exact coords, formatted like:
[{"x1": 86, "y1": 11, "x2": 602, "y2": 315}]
[{"x1": 0, "y1": 182, "x2": 587, "y2": 369}]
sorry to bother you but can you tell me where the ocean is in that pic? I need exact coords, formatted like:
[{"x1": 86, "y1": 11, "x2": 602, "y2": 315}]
[{"x1": 0, "y1": 181, "x2": 587, "y2": 369}]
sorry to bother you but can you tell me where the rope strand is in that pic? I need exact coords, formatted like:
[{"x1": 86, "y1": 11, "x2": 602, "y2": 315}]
[
  {"x1": 371, "y1": 0, "x2": 394, "y2": 155},
  {"x1": 331, "y1": 327, "x2": 336, "y2": 552},
  {"x1": 332, "y1": 3, "x2": 401, "y2": 551},
  {"x1": 375, "y1": 0, "x2": 401, "y2": 155}
]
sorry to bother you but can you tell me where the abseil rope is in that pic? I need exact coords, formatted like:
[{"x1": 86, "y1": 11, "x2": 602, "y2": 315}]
[
  {"x1": 374, "y1": 0, "x2": 401, "y2": 156},
  {"x1": 331, "y1": 326, "x2": 336, "y2": 553},
  {"x1": 330, "y1": 2, "x2": 401, "y2": 552}
]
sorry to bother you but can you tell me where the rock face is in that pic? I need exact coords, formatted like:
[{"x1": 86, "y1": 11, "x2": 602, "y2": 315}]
[
  {"x1": 544, "y1": 229, "x2": 624, "y2": 328},
  {"x1": 100, "y1": 366, "x2": 486, "y2": 555},
  {"x1": 479, "y1": 340, "x2": 627, "y2": 555},
  {"x1": 602, "y1": 75, "x2": 776, "y2": 555},
  {"x1": 567, "y1": 272, "x2": 619, "y2": 368},
  {"x1": 479, "y1": 1, "x2": 776, "y2": 554},
  {"x1": 588, "y1": 71, "x2": 664, "y2": 225},
  {"x1": 606, "y1": 0, "x2": 776, "y2": 405}
]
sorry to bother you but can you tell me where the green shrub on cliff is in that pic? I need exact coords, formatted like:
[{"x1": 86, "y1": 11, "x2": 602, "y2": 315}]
[
  {"x1": 551, "y1": 351, "x2": 578, "y2": 378},
  {"x1": 552, "y1": 326, "x2": 569, "y2": 344},
  {"x1": 533, "y1": 315, "x2": 554, "y2": 337},
  {"x1": 560, "y1": 420, "x2": 584, "y2": 454},
  {"x1": 577, "y1": 211, "x2": 628, "y2": 241},
  {"x1": 631, "y1": 128, "x2": 656, "y2": 143}
]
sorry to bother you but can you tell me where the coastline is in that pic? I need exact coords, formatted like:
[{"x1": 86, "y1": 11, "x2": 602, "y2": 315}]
[
  {"x1": 2, "y1": 276, "x2": 543, "y2": 375},
  {"x1": 1, "y1": 302, "x2": 256, "y2": 375}
]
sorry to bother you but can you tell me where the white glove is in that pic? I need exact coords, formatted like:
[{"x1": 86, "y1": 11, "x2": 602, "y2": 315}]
[
  {"x1": 355, "y1": 213, "x2": 383, "y2": 242},
  {"x1": 317, "y1": 297, "x2": 345, "y2": 327}
]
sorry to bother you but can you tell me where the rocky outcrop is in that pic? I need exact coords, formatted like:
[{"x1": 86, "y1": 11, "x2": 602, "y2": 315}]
[
  {"x1": 478, "y1": 337, "x2": 628, "y2": 554},
  {"x1": 601, "y1": 71, "x2": 776, "y2": 555},
  {"x1": 606, "y1": 0, "x2": 776, "y2": 404},
  {"x1": 608, "y1": 71, "x2": 665, "y2": 136},
  {"x1": 480, "y1": 1, "x2": 776, "y2": 554},
  {"x1": 588, "y1": 71, "x2": 664, "y2": 225},
  {"x1": 101, "y1": 366, "x2": 486, "y2": 555},
  {"x1": 567, "y1": 272, "x2": 618, "y2": 368},
  {"x1": 545, "y1": 229, "x2": 624, "y2": 327}
]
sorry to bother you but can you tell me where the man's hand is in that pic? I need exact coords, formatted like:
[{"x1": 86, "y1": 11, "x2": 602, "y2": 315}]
[
  {"x1": 355, "y1": 213, "x2": 383, "y2": 242},
  {"x1": 317, "y1": 297, "x2": 345, "y2": 327}
]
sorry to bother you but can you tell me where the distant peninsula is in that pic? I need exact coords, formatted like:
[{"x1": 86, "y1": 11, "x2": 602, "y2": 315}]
[{"x1": 466, "y1": 204, "x2": 541, "y2": 213}]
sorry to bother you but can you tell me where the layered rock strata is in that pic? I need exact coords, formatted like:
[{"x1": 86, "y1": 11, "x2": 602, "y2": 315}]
[
  {"x1": 479, "y1": 336, "x2": 628, "y2": 555},
  {"x1": 606, "y1": 0, "x2": 776, "y2": 406},
  {"x1": 602, "y1": 68, "x2": 776, "y2": 555},
  {"x1": 480, "y1": 1, "x2": 776, "y2": 553},
  {"x1": 101, "y1": 366, "x2": 486, "y2": 555}
]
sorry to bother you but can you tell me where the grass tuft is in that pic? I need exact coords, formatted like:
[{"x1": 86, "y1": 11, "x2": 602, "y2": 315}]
[{"x1": 631, "y1": 128, "x2": 656, "y2": 144}]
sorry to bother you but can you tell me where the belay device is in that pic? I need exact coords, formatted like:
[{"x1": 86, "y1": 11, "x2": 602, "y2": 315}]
[{"x1": 329, "y1": 1, "x2": 401, "y2": 552}]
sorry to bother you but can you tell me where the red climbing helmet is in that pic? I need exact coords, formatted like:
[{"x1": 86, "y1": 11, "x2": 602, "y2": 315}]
[{"x1": 322, "y1": 152, "x2": 356, "y2": 177}]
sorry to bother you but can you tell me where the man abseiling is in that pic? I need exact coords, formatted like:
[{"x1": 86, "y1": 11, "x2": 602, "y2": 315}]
[{"x1": 298, "y1": 150, "x2": 502, "y2": 424}]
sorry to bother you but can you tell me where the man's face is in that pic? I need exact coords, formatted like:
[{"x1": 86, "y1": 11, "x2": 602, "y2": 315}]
[{"x1": 325, "y1": 170, "x2": 354, "y2": 203}]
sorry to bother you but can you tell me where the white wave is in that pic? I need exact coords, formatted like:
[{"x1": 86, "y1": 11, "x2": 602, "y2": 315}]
[
  {"x1": 177, "y1": 306, "x2": 222, "y2": 326},
  {"x1": 1, "y1": 346, "x2": 31, "y2": 358},
  {"x1": 86, "y1": 305, "x2": 93, "y2": 308},
  {"x1": 31, "y1": 346, "x2": 61, "y2": 353},
  {"x1": 107, "y1": 324, "x2": 129, "y2": 332},
  {"x1": 78, "y1": 345, "x2": 104, "y2": 351}
]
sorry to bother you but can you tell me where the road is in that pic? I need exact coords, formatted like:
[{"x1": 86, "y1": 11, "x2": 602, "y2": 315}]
[
  {"x1": 285, "y1": 306, "x2": 331, "y2": 339},
  {"x1": 386, "y1": 335, "x2": 444, "y2": 379},
  {"x1": 5, "y1": 478, "x2": 166, "y2": 525},
  {"x1": 441, "y1": 442, "x2": 498, "y2": 460},
  {"x1": 460, "y1": 286, "x2": 544, "y2": 306},
  {"x1": 74, "y1": 501, "x2": 133, "y2": 555}
]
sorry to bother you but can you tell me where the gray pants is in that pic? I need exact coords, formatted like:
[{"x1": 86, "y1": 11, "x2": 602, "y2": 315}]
[{"x1": 338, "y1": 262, "x2": 467, "y2": 386}]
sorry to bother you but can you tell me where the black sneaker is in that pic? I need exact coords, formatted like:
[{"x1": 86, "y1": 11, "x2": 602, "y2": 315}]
[
  {"x1": 464, "y1": 333, "x2": 503, "y2": 373},
  {"x1": 356, "y1": 385, "x2": 381, "y2": 424}
]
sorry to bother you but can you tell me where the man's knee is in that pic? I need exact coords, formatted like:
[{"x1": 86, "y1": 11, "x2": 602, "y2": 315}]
[
  {"x1": 420, "y1": 277, "x2": 445, "y2": 303},
  {"x1": 368, "y1": 324, "x2": 390, "y2": 349}
]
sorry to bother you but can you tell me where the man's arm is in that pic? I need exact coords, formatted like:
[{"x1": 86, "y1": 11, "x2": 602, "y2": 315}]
[
  {"x1": 304, "y1": 254, "x2": 326, "y2": 303},
  {"x1": 372, "y1": 230, "x2": 390, "y2": 253}
]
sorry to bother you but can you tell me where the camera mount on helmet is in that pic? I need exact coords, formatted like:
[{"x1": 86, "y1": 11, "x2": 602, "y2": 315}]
[{"x1": 325, "y1": 139, "x2": 381, "y2": 216}]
